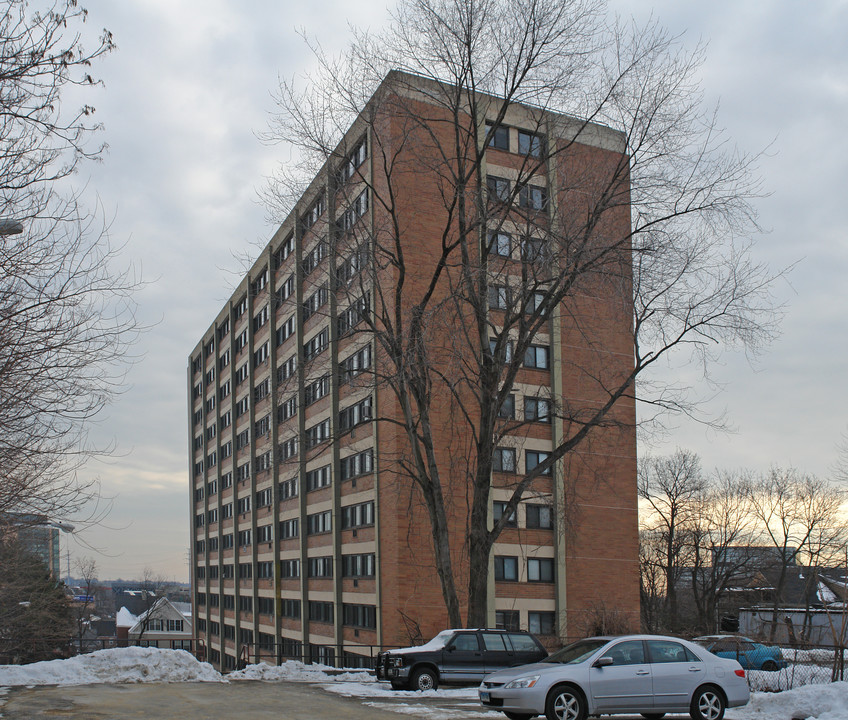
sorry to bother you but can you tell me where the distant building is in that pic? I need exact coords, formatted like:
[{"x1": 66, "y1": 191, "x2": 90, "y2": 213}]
[
  {"x1": 122, "y1": 598, "x2": 193, "y2": 650},
  {"x1": 0, "y1": 513, "x2": 63, "y2": 578}
]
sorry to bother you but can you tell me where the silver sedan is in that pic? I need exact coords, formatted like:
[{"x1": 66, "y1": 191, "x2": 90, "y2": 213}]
[{"x1": 478, "y1": 634, "x2": 749, "y2": 720}]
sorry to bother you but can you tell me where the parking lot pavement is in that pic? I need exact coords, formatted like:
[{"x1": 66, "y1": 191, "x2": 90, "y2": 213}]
[{"x1": 0, "y1": 680, "x2": 417, "y2": 720}]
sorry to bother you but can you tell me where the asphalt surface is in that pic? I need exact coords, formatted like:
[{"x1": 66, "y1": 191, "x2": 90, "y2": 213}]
[{"x1": 0, "y1": 680, "x2": 415, "y2": 720}]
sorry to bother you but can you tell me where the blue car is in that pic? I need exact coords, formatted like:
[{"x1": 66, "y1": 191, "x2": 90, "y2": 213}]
[{"x1": 694, "y1": 635, "x2": 787, "y2": 671}]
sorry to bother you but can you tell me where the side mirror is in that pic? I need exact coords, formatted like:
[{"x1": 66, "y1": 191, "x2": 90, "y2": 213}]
[
  {"x1": 446, "y1": 645, "x2": 455, "y2": 652},
  {"x1": 594, "y1": 656, "x2": 614, "y2": 668}
]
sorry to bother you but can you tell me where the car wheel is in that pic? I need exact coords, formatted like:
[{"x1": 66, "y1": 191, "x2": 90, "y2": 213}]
[
  {"x1": 504, "y1": 713, "x2": 535, "y2": 720},
  {"x1": 761, "y1": 660, "x2": 778, "y2": 671},
  {"x1": 411, "y1": 667, "x2": 438, "y2": 691},
  {"x1": 690, "y1": 685, "x2": 726, "y2": 720},
  {"x1": 545, "y1": 684, "x2": 586, "y2": 720}
]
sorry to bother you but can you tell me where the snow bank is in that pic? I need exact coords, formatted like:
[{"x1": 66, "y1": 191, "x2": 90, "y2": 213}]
[
  {"x1": 0, "y1": 647, "x2": 223, "y2": 686},
  {"x1": 228, "y1": 659, "x2": 373, "y2": 683},
  {"x1": 728, "y1": 681, "x2": 848, "y2": 720}
]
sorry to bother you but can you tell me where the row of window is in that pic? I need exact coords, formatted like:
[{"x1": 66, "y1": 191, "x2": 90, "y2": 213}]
[
  {"x1": 492, "y1": 448, "x2": 552, "y2": 475},
  {"x1": 494, "y1": 556, "x2": 555, "y2": 583}
]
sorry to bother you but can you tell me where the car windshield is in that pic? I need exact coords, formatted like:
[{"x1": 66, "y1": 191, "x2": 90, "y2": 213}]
[{"x1": 543, "y1": 639, "x2": 608, "y2": 664}]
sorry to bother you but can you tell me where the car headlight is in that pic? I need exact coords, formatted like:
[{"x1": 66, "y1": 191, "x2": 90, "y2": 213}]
[
  {"x1": 388, "y1": 656, "x2": 404, "y2": 667},
  {"x1": 504, "y1": 675, "x2": 540, "y2": 689}
]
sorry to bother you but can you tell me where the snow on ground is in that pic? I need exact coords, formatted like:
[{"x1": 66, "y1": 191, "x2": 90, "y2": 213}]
[
  {"x1": 0, "y1": 648, "x2": 846, "y2": 720},
  {"x1": 0, "y1": 647, "x2": 223, "y2": 686}
]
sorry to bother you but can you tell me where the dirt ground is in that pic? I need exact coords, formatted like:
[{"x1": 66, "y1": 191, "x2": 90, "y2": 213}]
[{"x1": 0, "y1": 680, "x2": 415, "y2": 719}]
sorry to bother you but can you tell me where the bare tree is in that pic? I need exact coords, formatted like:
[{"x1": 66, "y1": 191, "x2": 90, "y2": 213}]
[
  {"x1": 638, "y1": 449, "x2": 705, "y2": 631},
  {"x1": 746, "y1": 468, "x2": 845, "y2": 640},
  {"x1": 71, "y1": 556, "x2": 98, "y2": 652},
  {"x1": 265, "y1": 0, "x2": 779, "y2": 627},
  {"x1": 134, "y1": 566, "x2": 166, "y2": 642},
  {"x1": 0, "y1": 1, "x2": 138, "y2": 525}
]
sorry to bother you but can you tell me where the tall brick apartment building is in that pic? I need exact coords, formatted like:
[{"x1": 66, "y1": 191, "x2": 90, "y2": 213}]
[{"x1": 188, "y1": 71, "x2": 639, "y2": 672}]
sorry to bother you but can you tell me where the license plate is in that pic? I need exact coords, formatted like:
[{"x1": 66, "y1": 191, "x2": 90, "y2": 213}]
[{"x1": 480, "y1": 691, "x2": 490, "y2": 702}]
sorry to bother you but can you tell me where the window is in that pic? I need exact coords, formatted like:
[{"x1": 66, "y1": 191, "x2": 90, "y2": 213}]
[
  {"x1": 495, "y1": 556, "x2": 518, "y2": 581},
  {"x1": 498, "y1": 394, "x2": 515, "y2": 419},
  {"x1": 304, "y1": 375, "x2": 329, "y2": 406},
  {"x1": 193, "y1": 381, "x2": 202, "y2": 400},
  {"x1": 253, "y1": 305, "x2": 269, "y2": 332},
  {"x1": 235, "y1": 362, "x2": 249, "y2": 385},
  {"x1": 338, "y1": 396, "x2": 372, "y2": 432},
  {"x1": 276, "y1": 273, "x2": 295, "y2": 306},
  {"x1": 235, "y1": 395, "x2": 250, "y2": 417},
  {"x1": 306, "y1": 510, "x2": 332, "y2": 535},
  {"x1": 488, "y1": 284, "x2": 510, "y2": 310},
  {"x1": 526, "y1": 450, "x2": 551, "y2": 475},
  {"x1": 303, "y1": 327, "x2": 329, "y2": 360},
  {"x1": 223, "y1": 595, "x2": 235, "y2": 611},
  {"x1": 487, "y1": 175, "x2": 510, "y2": 204},
  {"x1": 221, "y1": 411, "x2": 231, "y2": 429},
  {"x1": 206, "y1": 423, "x2": 217, "y2": 441},
  {"x1": 528, "y1": 557, "x2": 555, "y2": 582},
  {"x1": 337, "y1": 189, "x2": 369, "y2": 233},
  {"x1": 308, "y1": 556, "x2": 333, "y2": 578},
  {"x1": 276, "y1": 315, "x2": 296, "y2": 346},
  {"x1": 237, "y1": 497, "x2": 251, "y2": 515},
  {"x1": 221, "y1": 440, "x2": 232, "y2": 459},
  {"x1": 208, "y1": 565, "x2": 218, "y2": 580},
  {"x1": 273, "y1": 233, "x2": 295, "y2": 269},
  {"x1": 238, "y1": 596, "x2": 253, "y2": 613},
  {"x1": 207, "y1": 479, "x2": 218, "y2": 495},
  {"x1": 336, "y1": 246, "x2": 369, "y2": 285},
  {"x1": 647, "y1": 639, "x2": 699, "y2": 664},
  {"x1": 192, "y1": 355, "x2": 202, "y2": 375},
  {"x1": 493, "y1": 501, "x2": 517, "y2": 527},
  {"x1": 195, "y1": 512, "x2": 204, "y2": 527},
  {"x1": 279, "y1": 475, "x2": 298, "y2": 500},
  {"x1": 236, "y1": 462, "x2": 250, "y2": 482},
  {"x1": 337, "y1": 295, "x2": 369, "y2": 336},
  {"x1": 257, "y1": 524, "x2": 272, "y2": 543},
  {"x1": 258, "y1": 597, "x2": 275, "y2": 615},
  {"x1": 193, "y1": 435, "x2": 203, "y2": 451},
  {"x1": 339, "y1": 345, "x2": 371, "y2": 385},
  {"x1": 518, "y1": 130, "x2": 544, "y2": 158},
  {"x1": 238, "y1": 561, "x2": 252, "y2": 578},
  {"x1": 521, "y1": 237, "x2": 548, "y2": 262},
  {"x1": 489, "y1": 231, "x2": 511, "y2": 257},
  {"x1": 340, "y1": 448, "x2": 373, "y2": 481},
  {"x1": 253, "y1": 341, "x2": 269, "y2": 367},
  {"x1": 525, "y1": 397, "x2": 550, "y2": 422},
  {"x1": 304, "y1": 419, "x2": 330, "y2": 449},
  {"x1": 255, "y1": 413, "x2": 271, "y2": 437},
  {"x1": 341, "y1": 501, "x2": 374, "y2": 529},
  {"x1": 308, "y1": 601, "x2": 334, "y2": 624},
  {"x1": 301, "y1": 194, "x2": 325, "y2": 231},
  {"x1": 342, "y1": 603, "x2": 376, "y2": 629},
  {"x1": 306, "y1": 465, "x2": 331, "y2": 491},
  {"x1": 526, "y1": 504, "x2": 553, "y2": 529},
  {"x1": 337, "y1": 137, "x2": 367, "y2": 183},
  {"x1": 193, "y1": 409, "x2": 202, "y2": 426},
  {"x1": 278, "y1": 395, "x2": 297, "y2": 422},
  {"x1": 219, "y1": 348, "x2": 230, "y2": 371},
  {"x1": 277, "y1": 354, "x2": 297, "y2": 383},
  {"x1": 219, "y1": 380, "x2": 231, "y2": 400},
  {"x1": 234, "y1": 295, "x2": 248, "y2": 319},
  {"x1": 235, "y1": 328, "x2": 248, "y2": 353},
  {"x1": 256, "y1": 487, "x2": 272, "y2": 506},
  {"x1": 279, "y1": 518, "x2": 299, "y2": 539},
  {"x1": 195, "y1": 487, "x2": 205, "y2": 503},
  {"x1": 302, "y1": 241, "x2": 328, "y2": 277},
  {"x1": 193, "y1": 461, "x2": 203, "y2": 477},
  {"x1": 519, "y1": 184, "x2": 547, "y2": 211},
  {"x1": 251, "y1": 266, "x2": 269, "y2": 295},
  {"x1": 280, "y1": 558, "x2": 300, "y2": 578},
  {"x1": 496, "y1": 610, "x2": 520, "y2": 631},
  {"x1": 281, "y1": 599, "x2": 301, "y2": 619},
  {"x1": 205, "y1": 367, "x2": 215, "y2": 385},
  {"x1": 236, "y1": 428, "x2": 250, "y2": 451},
  {"x1": 257, "y1": 561, "x2": 273, "y2": 579},
  {"x1": 302, "y1": 282, "x2": 328, "y2": 321},
  {"x1": 605, "y1": 640, "x2": 646, "y2": 666},
  {"x1": 493, "y1": 447, "x2": 516, "y2": 473},
  {"x1": 489, "y1": 337, "x2": 513, "y2": 362},
  {"x1": 205, "y1": 396, "x2": 216, "y2": 414},
  {"x1": 208, "y1": 536, "x2": 218, "y2": 551},
  {"x1": 528, "y1": 611, "x2": 556, "y2": 635},
  {"x1": 342, "y1": 553, "x2": 375, "y2": 578},
  {"x1": 222, "y1": 534, "x2": 233, "y2": 550},
  {"x1": 254, "y1": 378, "x2": 270, "y2": 402},
  {"x1": 221, "y1": 472, "x2": 233, "y2": 489},
  {"x1": 206, "y1": 451, "x2": 217, "y2": 468},
  {"x1": 487, "y1": 122, "x2": 510, "y2": 150},
  {"x1": 279, "y1": 436, "x2": 298, "y2": 461},
  {"x1": 524, "y1": 344, "x2": 550, "y2": 369}
]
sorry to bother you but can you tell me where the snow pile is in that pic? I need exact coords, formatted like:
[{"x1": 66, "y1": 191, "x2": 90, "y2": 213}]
[
  {"x1": 728, "y1": 682, "x2": 848, "y2": 720},
  {"x1": 0, "y1": 647, "x2": 223, "y2": 686},
  {"x1": 228, "y1": 659, "x2": 373, "y2": 683}
]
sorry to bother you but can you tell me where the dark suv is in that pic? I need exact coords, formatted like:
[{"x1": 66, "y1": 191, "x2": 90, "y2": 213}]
[{"x1": 375, "y1": 628, "x2": 548, "y2": 690}]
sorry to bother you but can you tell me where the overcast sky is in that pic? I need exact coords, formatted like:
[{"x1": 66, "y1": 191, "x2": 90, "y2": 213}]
[{"x1": 59, "y1": 0, "x2": 848, "y2": 581}]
